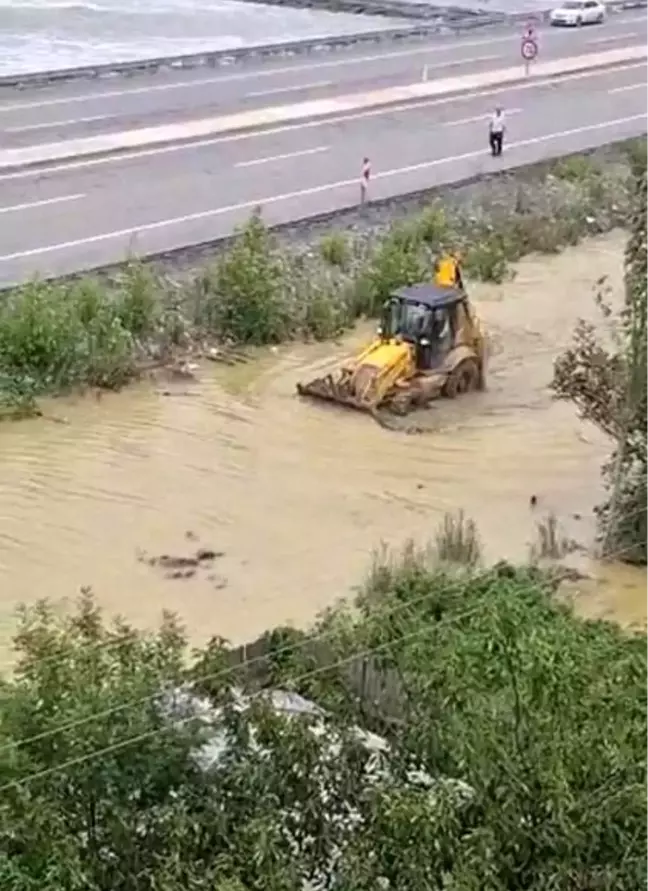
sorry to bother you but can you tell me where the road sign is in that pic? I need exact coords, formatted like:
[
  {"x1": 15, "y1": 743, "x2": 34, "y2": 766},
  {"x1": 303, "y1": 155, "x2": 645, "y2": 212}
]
[{"x1": 521, "y1": 38, "x2": 538, "y2": 62}]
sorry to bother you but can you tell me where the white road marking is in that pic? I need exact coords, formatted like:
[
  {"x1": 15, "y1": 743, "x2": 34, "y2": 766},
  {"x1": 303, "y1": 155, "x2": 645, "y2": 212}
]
[
  {"x1": 5, "y1": 114, "x2": 115, "y2": 133},
  {"x1": 246, "y1": 80, "x2": 333, "y2": 98},
  {"x1": 235, "y1": 146, "x2": 328, "y2": 168},
  {"x1": 607, "y1": 81, "x2": 646, "y2": 93},
  {"x1": 587, "y1": 31, "x2": 643, "y2": 45},
  {"x1": 0, "y1": 23, "x2": 643, "y2": 112},
  {"x1": 0, "y1": 114, "x2": 644, "y2": 264},
  {"x1": 444, "y1": 108, "x2": 522, "y2": 126},
  {"x1": 0, "y1": 63, "x2": 642, "y2": 184},
  {"x1": 0, "y1": 193, "x2": 84, "y2": 214},
  {"x1": 0, "y1": 44, "x2": 513, "y2": 112},
  {"x1": 243, "y1": 52, "x2": 503, "y2": 99}
]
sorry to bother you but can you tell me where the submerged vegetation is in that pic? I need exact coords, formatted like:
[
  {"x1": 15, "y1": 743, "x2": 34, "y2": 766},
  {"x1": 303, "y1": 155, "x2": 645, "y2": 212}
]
[
  {"x1": 0, "y1": 512, "x2": 645, "y2": 890},
  {"x1": 0, "y1": 142, "x2": 641, "y2": 420}
]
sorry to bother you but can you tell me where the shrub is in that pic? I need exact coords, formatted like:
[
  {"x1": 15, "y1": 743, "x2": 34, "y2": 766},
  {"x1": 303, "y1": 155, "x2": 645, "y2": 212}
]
[
  {"x1": 365, "y1": 222, "x2": 429, "y2": 312},
  {"x1": 200, "y1": 211, "x2": 291, "y2": 344},
  {"x1": 113, "y1": 262, "x2": 159, "y2": 338},
  {"x1": 463, "y1": 231, "x2": 511, "y2": 283},
  {"x1": 433, "y1": 509, "x2": 482, "y2": 565},
  {"x1": 0, "y1": 279, "x2": 136, "y2": 393},
  {"x1": 415, "y1": 203, "x2": 449, "y2": 246},
  {"x1": 319, "y1": 231, "x2": 350, "y2": 268},
  {"x1": 553, "y1": 154, "x2": 601, "y2": 182},
  {"x1": 530, "y1": 512, "x2": 571, "y2": 561}
]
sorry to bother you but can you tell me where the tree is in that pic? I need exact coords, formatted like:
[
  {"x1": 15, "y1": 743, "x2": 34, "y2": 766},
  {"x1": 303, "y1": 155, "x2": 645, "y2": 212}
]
[
  {"x1": 0, "y1": 592, "x2": 216, "y2": 890},
  {"x1": 552, "y1": 141, "x2": 647, "y2": 564}
]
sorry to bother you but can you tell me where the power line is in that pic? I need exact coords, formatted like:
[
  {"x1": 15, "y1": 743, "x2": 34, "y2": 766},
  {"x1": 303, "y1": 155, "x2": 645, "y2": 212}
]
[
  {"x1": 0, "y1": 598, "x2": 502, "y2": 794},
  {"x1": 0, "y1": 573, "x2": 489, "y2": 757},
  {"x1": 2, "y1": 496, "x2": 645, "y2": 750},
  {"x1": 6, "y1": 528, "x2": 644, "y2": 792},
  {"x1": 2, "y1": 505, "x2": 645, "y2": 759}
]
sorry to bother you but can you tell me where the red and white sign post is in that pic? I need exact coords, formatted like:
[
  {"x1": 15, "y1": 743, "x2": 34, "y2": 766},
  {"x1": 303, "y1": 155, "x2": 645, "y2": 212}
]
[{"x1": 521, "y1": 26, "x2": 538, "y2": 76}]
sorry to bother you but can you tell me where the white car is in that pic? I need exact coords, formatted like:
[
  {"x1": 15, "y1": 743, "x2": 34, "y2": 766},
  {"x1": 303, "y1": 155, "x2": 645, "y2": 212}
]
[{"x1": 549, "y1": 0, "x2": 606, "y2": 25}]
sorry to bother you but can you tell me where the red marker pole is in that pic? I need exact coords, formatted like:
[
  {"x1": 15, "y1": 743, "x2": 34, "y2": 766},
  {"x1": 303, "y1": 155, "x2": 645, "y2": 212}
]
[{"x1": 360, "y1": 157, "x2": 371, "y2": 206}]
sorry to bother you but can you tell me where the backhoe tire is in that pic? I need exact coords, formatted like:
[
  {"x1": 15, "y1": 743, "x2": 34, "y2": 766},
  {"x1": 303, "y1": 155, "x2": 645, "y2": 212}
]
[
  {"x1": 388, "y1": 391, "x2": 414, "y2": 416},
  {"x1": 444, "y1": 359, "x2": 481, "y2": 399}
]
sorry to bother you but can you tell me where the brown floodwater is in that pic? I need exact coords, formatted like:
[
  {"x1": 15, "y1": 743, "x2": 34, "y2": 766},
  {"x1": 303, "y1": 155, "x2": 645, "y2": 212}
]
[{"x1": 0, "y1": 232, "x2": 645, "y2": 669}]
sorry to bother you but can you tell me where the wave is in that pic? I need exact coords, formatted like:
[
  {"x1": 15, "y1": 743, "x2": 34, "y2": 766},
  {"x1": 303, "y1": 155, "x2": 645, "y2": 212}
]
[
  {"x1": 0, "y1": 0, "x2": 410, "y2": 77},
  {"x1": 0, "y1": 1, "x2": 104, "y2": 9}
]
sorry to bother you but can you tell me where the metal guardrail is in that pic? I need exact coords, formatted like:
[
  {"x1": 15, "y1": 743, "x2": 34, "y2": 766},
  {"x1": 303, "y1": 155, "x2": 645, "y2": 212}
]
[
  {"x1": 0, "y1": 0, "x2": 642, "y2": 90},
  {"x1": 0, "y1": 18, "x2": 497, "y2": 90}
]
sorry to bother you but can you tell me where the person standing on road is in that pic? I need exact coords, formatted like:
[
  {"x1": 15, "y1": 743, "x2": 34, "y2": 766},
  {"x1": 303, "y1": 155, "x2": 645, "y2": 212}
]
[
  {"x1": 360, "y1": 157, "x2": 371, "y2": 205},
  {"x1": 523, "y1": 20, "x2": 536, "y2": 40},
  {"x1": 489, "y1": 107, "x2": 506, "y2": 157}
]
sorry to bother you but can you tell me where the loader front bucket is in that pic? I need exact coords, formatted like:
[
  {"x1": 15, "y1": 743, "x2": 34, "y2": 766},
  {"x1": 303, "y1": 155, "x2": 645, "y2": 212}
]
[
  {"x1": 296, "y1": 372, "x2": 377, "y2": 412},
  {"x1": 297, "y1": 341, "x2": 413, "y2": 413}
]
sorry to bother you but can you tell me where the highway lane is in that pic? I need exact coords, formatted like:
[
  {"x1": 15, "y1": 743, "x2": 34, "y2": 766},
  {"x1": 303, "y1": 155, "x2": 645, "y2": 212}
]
[
  {"x1": 0, "y1": 12, "x2": 644, "y2": 147},
  {"x1": 0, "y1": 63, "x2": 644, "y2": 287}
]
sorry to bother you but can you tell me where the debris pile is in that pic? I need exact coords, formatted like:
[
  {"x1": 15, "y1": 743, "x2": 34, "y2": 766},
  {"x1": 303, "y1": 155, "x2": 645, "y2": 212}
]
[{"x1": 137, "y1": 536, "x2": 227, "y2": 588}]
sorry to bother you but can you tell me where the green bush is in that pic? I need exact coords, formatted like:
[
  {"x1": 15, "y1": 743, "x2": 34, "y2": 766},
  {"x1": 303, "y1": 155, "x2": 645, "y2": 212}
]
[
  {"x1": 319, "y1": 231, "x2": 350, "y2": 268},
  {"x1": 113, "y1": 262, "x2": 159, "y2": 338},
  {"x1": 463, "y1": 231, "x2": 511, "y2": 283},
  {"x1": 433, "y1": 509, "x2": 482, "y2": 565},
  {"x1": 0, "y1": 279, "x2": 136, "y2": 393},
  {"x1": 364, "y1": 221, "x2": 430, "y2": 312},
  {"x1": 553, "y1": 154, "x2": 602, "y2": 182},
  {"x1": 199, "y1": 211, "x2": 291, "y2": 344},
  {"x1": 415, "y1": 203, "x2": 449, "y2": 246}
]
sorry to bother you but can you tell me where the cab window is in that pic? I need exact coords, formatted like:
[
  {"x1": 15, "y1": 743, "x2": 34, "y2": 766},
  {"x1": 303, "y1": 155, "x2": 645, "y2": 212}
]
[{"x1": 430, "y1": 307, "x2": 452, "y2": 351}]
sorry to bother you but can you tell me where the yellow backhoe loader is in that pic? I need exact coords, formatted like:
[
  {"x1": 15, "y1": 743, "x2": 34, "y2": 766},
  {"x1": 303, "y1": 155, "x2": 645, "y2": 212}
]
[{"x1": 296, "y1": 280, "x2": 486, "y2": 417}]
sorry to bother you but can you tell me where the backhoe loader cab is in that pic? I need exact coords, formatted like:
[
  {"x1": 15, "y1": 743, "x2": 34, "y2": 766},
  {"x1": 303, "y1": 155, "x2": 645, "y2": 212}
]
[
  {"x1": 379, "y1": 284, "x2": 465, "y2": 364},
  {"x1": 296, "y1": 280, "x2": 486, "y2": 417}
]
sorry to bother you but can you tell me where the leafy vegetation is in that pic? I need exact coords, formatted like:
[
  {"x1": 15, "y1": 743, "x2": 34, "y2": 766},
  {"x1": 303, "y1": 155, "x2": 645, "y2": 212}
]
[
  {"x1": 0, "y1": 142, "x2": 641, "y2": 418},
  {"x1": 552, "y1": 141, "x2": 647, "y2": 564},
  {"x1": 1, "y1": 514, "x2": 645, "y2": 890}
]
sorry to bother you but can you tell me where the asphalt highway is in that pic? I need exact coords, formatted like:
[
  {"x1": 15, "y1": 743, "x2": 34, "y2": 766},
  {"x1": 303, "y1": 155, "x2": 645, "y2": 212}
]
[
  {"x1": 0, "y1": 12, "x2": 645, "y2": 149},
  {"x1": 0, "y1": 59, "x2": 644, "y2": 286}
]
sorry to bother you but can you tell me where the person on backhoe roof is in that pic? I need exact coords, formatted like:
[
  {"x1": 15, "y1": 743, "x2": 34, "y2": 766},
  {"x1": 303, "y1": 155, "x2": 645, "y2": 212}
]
[{"x1": 434, "y1": 252, "x2": 464, "y2": 290}]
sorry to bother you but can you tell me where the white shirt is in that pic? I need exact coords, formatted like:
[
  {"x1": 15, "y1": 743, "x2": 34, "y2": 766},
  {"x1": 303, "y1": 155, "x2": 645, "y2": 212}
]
[{"x1": 490, "y1": 112, "x2": 505, "y2": 134}]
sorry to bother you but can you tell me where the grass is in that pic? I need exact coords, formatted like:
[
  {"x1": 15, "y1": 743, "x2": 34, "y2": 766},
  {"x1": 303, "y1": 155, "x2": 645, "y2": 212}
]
[
  {"x1": 433, "y1": 509, "x2": 482, "y2": 566},
  {"x1": 530, "y1": 512, "x2": 573, "y2": 561}
]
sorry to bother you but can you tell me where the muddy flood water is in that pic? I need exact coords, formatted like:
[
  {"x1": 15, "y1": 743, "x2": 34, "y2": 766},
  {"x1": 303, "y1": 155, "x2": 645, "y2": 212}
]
[{"x1": 0, "y1": 231, "x2": 645, "y2": 668}]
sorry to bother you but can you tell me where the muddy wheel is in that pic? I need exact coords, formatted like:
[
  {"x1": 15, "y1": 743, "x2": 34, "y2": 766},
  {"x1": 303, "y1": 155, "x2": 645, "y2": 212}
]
[
  {"x1": 444, "y1": 359, "x2": 481, "y2": 399},
  {"x1": 387, "y1": 391, "x2": 414, "y2": 416}
]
